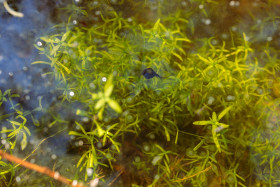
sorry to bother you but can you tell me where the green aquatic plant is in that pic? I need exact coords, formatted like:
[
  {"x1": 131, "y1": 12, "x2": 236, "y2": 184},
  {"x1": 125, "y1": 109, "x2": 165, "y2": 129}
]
[
  {"x1": 30, "y1": 4, "x2": 280, "y2": 185},
  {"x1": 1, "y1": 0, "x2": 280, "y2": 186}
]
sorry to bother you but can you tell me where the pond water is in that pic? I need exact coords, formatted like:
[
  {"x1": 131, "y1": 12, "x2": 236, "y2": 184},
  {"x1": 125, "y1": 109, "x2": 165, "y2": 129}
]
[{"x1": 0, "y1": 0, "x2": 280, "y2": 186}]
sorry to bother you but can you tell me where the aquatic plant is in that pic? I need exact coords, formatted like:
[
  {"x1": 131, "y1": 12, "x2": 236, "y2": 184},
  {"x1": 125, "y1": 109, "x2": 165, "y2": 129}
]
[{"x1": 1, "y1": 0, "x2": 280, "y2": 186}]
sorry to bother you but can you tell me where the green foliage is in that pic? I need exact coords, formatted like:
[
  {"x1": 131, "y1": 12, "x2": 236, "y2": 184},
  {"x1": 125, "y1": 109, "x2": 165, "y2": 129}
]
[
  {"x1": 31, "y1": 2, "x2": 280, "y2": 184},
  {"x1": 2, "y1": 0, "x2": 280, "y2": 186}
]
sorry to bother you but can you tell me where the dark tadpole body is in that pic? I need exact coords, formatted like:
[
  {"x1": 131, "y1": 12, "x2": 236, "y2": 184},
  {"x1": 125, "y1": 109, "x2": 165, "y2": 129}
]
[{"x1": 142, "y1": 68, "x2": 161, "y2": 79}]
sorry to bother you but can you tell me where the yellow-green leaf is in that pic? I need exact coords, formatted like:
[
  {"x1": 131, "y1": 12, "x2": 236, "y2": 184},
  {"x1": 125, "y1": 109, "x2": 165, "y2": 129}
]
[
  {"x1": 107, "y1": 99, "x2": 122, "y2": 113},
  {"x1": 105, "y1": 85, "x2": 113, "y2": 97},
  {"x1": 193, "y1": 121, "x2": 212, "y2": 125},
  {"x1": 21, "y1": 133, "x2": 27, "y2": 150},
  {"x1": 95, "y1": 99, "x2": 105, "y2": 110},
  {"x1": 172, "y1": 51, "x2": 183, "y2": 61},
  {"x1": 163, "y1": 125, "x2": 170, "y2": 142},
  {"x1": 218, "y1": 106, "x2": 233, "y2": 120},
  {"x1": 32, "y1": 61, "x2": 51, "y2": 65}
]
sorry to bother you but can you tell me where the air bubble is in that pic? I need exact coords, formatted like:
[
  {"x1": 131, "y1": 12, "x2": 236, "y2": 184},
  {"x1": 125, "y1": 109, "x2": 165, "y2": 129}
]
[
  {"x1": 181, "y1": 1, "x2": 187, "y2": 6},
  {"x1": 96, "y1": 142, "x2": 102, "y2": 148},
  {"x1": 8, "y1": 72, "x2": 13, "y2": 77},
  {"x1": 22, "y1": 66, "x2": 28, "y2": 71},
  {"x1": 102, "y1": 77, "x2": 107, "y2": 82},
  {"x1": 78, "y1": 140, "x2": 83, "y2": 146},
  {"x1": 106, "y1": 153, "x2": 112, "y2": 159},
  {"x1": 82, "y1": 117, "x2": 89, "y2": 122},
  {"x1": 127, "y1": 17, "x2": 132, "y2": 22},
  {"x1": 154, "y1": 174, "x2": 160, "y2": 180},
  {"x1": 54, "y1": 172, "x2": 60, "y2": 179},
  {"x1": 89, "y1": 83, "x2": 96, "y2": 89},
  {"x1": 149, "y1": 134, "x2": 155, "y2": 139},
  {"x1": 199, "y1": 4, "x2": 204, "y2": 9},
  {"x1": 73, "y1": 20, "x2": 77, "y2": 24},
  {"x1": 16, "y1": 176, "x2": 21, "y2": 182},
  {"x1": 143, "y1": 145, "x2": 150, "y2": 151},
  {"x1": 1, "y1": 139, "x2": 7, "y2": 145},
  {"x1": 90, "y1": 178, "x2": 99, "y2": 187},
  {"x1": 229, "y1": 1, "x2": 235, "y2": 6},
  {"x1": 69, "y1": 91, "x2": 75, "y2": 96},
  {"x1": 211, "y1": 39, "x2": 218, "y2": 45},
  {"x1": 205, "y1": 19, "x2": 211, "y2": 25},
  {"x1": 267, "y1": 36, "x2": 272, "y2": 42},
  {"x1": 231, "y1": 26, "x2": 237, "y2": 31},
  {"x1": 95, "y1": 11, "x2": 100, "y2": 15},
  {"x1": 51, "y1": 154, "x2": 57, "y2": 160},
  {"x1": 72, "y1": 180, "x2": 78, "y2": 186},
  {"x1": 226, "y1": 95, "x2": 235, "y2": 101},
  {"x1": 207, "y1": 96, "x2": 215, "y2": 105},
  {"x1": 37, "y1": 41, "x2": 42, "y2": 46},
  {"x1": 134, "y1": 156, "x2": 140, "y2": 162},
  {"x1": 87, "y1": 168, "x2": 93, "y2": 176}
]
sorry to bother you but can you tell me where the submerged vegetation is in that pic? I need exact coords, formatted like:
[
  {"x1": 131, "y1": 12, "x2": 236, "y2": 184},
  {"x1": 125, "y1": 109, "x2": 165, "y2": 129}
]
[{"x1": 1, "y1": 0, "x2": 280, "y2": 186}]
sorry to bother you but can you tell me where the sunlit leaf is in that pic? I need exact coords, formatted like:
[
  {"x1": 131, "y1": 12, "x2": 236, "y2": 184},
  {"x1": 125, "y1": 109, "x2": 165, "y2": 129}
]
[
  {"x1": 21, "y1": 133, "x2": 27, "y2": 150},
  {"x1": 193, "y1": 121, "x2": 212, "y2": 125},
  {"x1": 107, "y1": 99, "x2": 122, "y2": 113},
  {"x1": 218, "y1": 106, "x2": 233, "y2": 120},
  {"x1": 95, "y1": 99, "x2": 106, "y2": 110}
]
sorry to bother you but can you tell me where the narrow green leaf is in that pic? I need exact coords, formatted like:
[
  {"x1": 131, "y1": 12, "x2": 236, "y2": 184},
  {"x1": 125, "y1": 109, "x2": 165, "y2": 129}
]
[
  {"x1": 212, "y1": 125, "x2": 221, "y2": 152},
  {"x1": 95, "y1": 99, "x2": 106, "y2": 110},
  {"x1": 193, "y1": 121, "x2": 212, "y2": 125},
  {"x1": 21, "y1": 133, "x2": 27, "y2": 150},
  {"x1": 163, "y1": 125, "x2": 170, "y2": 142},
  {"x1": 104, "y1": 85, "x2": 113, "y2": 97},
  {"x1": 218, "y1": 106, "x2": 233, "y2": 120},
  {"x1": 107, "y1": 99, "x2": 122, "y2": 113},
  {"x1": 104, "y1": 74, "x2": 113, "y2": 94},
  {"x1": 31, "y1": 61, "x2": 51, "y2": 65},
  {"x1": 197, "y1": 54, "x2": 210, "y2": 64},
  {"x1": 172, "y1": 51, "x2": 183, "y2": 61}
]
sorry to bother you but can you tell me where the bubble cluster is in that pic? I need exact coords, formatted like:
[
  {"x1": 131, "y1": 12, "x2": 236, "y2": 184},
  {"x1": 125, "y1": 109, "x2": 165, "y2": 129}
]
[
  {"x1": 226, "y1": 95, "x2": 235, "y2": 101},
  {"x1": 229, "y1": 1, "x2": 240, "y2": 7},
  {"x1": 207, "y1": 96, "x2": 215, "y2": 105}
]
